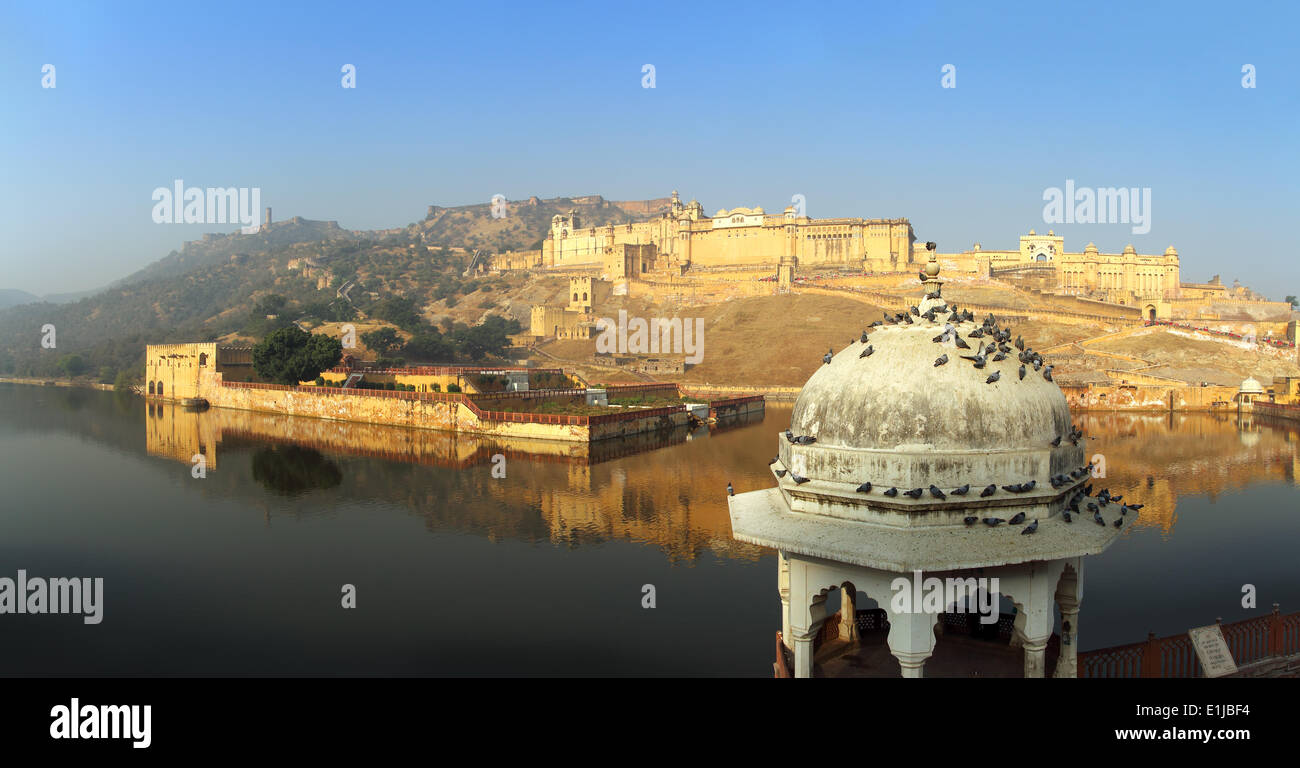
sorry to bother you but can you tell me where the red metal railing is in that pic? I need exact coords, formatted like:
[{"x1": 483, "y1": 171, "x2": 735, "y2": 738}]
[{"x1": 1080, "y1": 604, "x2": 1299, "y2": 678}]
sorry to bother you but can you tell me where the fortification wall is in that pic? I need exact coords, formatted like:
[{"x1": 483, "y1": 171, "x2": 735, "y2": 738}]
[{"x1": 1060, "y1": 383, "x2": 1238, "y2": 411}]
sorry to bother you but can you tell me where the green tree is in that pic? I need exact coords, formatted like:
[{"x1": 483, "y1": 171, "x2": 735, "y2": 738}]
[
  {"x1": 254, "y1": 294, "x2": 288, "y2": 317},
  {"x1": 361, "y1": 327, "x2": 402, "y2": 356},
  {"x1": 252, "y1": 327, "x2": 343, "y2": 385},
  {"x1": 1286, "y1": 295, "x2": 1297, "y2": 309},
  {"x1": 57, "y1": 354, "x2": 87, "y2": 377}
]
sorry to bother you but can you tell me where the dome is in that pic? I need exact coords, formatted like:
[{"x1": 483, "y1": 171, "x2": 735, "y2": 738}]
[
  {"x1": 1165, "y1": 245, "x2": 1178, "y2": 256},
  {"x1": 754, "y1": 206, "x2": 765, "y2": 214},
  {"x1": 1240, "y1": 377, "x2": 1264, "y2": 394},
  {"x1": 1084, "y1": 242, "x2": 1098, "y2": 254},
  {"x1": 1123, "y1": 245, "x2": 1136, "y2": 255},
  {"x1": 715, "y1": 209, "x2": 729, "y2": 217},
  {"x1": 781, "y1": 266, "x2": 1083, "y2": 501}
]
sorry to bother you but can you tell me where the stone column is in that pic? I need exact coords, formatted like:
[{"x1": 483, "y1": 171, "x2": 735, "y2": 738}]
[
  {"x1": 886, "y1": 608, "x2": 937, "y2": 678},
  {"x1": 791, "y1": 594, "x2": 828, "y2": 679},
  {"x1": 778, "y1": 552, "x2": 792, "y2": 650},
  {"x1": 1054, "y1": 561, "x2": 1083, "y2": 678},
  {"x1": 838, "y1": 584, "x2": 858, "y2": 643}
]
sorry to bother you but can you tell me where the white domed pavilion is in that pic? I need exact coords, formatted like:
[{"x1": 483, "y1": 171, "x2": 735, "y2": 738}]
[{"x1": 729, "y1": 250, "x2": 1132, "y2": 677}]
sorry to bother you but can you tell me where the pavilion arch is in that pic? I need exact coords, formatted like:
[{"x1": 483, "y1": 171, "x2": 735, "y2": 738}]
[{"x1": 1143, "y1": 304, "x2": 1157, "y2": 321}]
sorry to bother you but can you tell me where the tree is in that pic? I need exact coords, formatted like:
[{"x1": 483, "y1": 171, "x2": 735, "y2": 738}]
[
  {"x1": 361, "y1": 327, "x2": 402, "y2": 356},
  {"x1": 57, "y1": 354, "x2": 86, "y2": 377},
  {"x1": 254, "y1": 294, "x2": 288, "y2": 317},
  {"x1": 252, "y1": 327, "x2": 342, "y2": 385},
  {"x1": 1286, "y1": 295, "x2": 1297, "y2": 309}
]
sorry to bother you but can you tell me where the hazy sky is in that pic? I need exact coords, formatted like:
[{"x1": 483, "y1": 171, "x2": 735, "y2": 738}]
[{"x1": 2, "y1": 0, "x2": 1297, "y2": 298}]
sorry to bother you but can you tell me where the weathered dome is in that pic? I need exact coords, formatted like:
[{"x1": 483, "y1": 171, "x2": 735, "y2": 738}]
[
  {"x1": 782, "y1": 268, "x2": 1083, "y2": 496},
  {"x1": 1240, "y1": 377, "x2": 1264, "y2": 394},
  {"x1": 791, "y1": 324, "x2": 1071, "y2": 455}
]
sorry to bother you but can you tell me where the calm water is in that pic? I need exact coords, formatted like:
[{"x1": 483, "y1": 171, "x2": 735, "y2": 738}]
[{"x1": 0, "y1": 382, "x2": 1298, "y2": 676}]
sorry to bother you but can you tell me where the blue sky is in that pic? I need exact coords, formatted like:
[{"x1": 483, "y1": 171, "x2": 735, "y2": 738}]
[{"x1": 2, "y1": 0, "x2": 1297, "y2": 298}]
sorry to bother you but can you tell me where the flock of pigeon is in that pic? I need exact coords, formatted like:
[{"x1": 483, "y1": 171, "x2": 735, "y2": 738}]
[
  {"x1": 821, "y1": 290, "x2": 1057, "y2": 387},
  {"x1": 763, "y1": 444, "x2": 1143, "y2": 534},
  {"x1": 735, "y1": 284, "x2": 1146, "y2": 537}
]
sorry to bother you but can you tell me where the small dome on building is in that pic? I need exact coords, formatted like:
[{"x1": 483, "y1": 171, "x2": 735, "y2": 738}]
[
  {"x1": 1123, "y1": 245, "x2": 1136, "y2": 255},
  {"x1": 1028, "y1": 229, "x2": 1036, "y2": 235},
  {"x1": 715, "y1": 209, "x2": 729, "y2": 217},
  {"x1": 754, "y1": 206, "x2": 765, "y2": 215},
  {"x1": 1240, "y1": 377, "x2": 1264, "y2": 395},
  {"x1": 1165, "y1": 245, "x2": 1178, "y2": 256},
  {"x1": 1084, "y1": 243, "x2": 1098, "y2": 254}
]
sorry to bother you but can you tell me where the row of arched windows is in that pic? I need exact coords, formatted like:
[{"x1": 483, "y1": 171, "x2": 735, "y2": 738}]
[{"x1": 148, "y1": 381, "x2": 163, "y2": 395}]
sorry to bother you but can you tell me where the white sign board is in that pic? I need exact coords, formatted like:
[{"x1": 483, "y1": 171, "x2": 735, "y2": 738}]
[{"x1": 1188, "y1": 624, "x2": 1238, "y2": 678}]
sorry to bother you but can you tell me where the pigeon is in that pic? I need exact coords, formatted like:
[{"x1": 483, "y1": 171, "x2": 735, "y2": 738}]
[
  {"x1": 1021, "y1": 520, "x2": 1038, "y2": 535},
  {"x1": 982, "y1": 518, "x2": 1005, "y2": 527},
  {"x1": 792, "y1": 473, "x2": 811, "y2": 485},
  {"x1": 823, "y1": 349, "x2": 833, "y2": 365},
  {"x1": 986, "y1": 371, "x2": 1001, "y2": 384},
  {"x1": 929, "y1": 485, "x2": 947, "y2": 500},
  {"x1": 964, "y1": 516, "x2": 978, "y2": 526},
  {"x1": 855, "y1": 482, "x2": 872, "y2": 493},
  {"x1": 1128, "y1": 503, "x2": 1144, "y2": 510},
  {"x1": 953, "y1": 335, "x2": 971, "y2": 350},
  {"x1": 1113, "y1": 518, "x2": 1122, "y2": 528},
  {"x1": 992, "y1": 352, "x2": 1007, "y2": 362},
  {"x1": 951, "y1": 484, "x2": 970, "y2": 496},
  {"x1": 860, "y1": 345, "x2": 874, "y2": 358},
  {"x1": 1015, "y1": 335, "x2": 1024, "y2": 351},
  {"x1": 1087, "y1": 502, "x2": 1098, "y2": 513},
  {"x1": 1119, "y1": 505, "x2": 1129, "y2": 516},
  {"x1": 962, "y1": 354, "x2": 986, "y2": 369},
  {"x1": 970, "y1": 328, "x2": 985, "y2": 339},
  {"x1": 727, "y1": 482, "x2": 734, "y2": 497},
  {"x1": 775, "y1": 469, "x2": 787, "y2": 478},
  {"x1": 1021, "y1": 480, "x2": 1036, "y2": 492},
  {"x1": 1002, "y1": 483, "x2": 1023, "y2": 493},
  {"x1": 1008, "y1": 511, "x2": 1026, "y2": 525},
  {"x1": 919, "y1": 271, "x2": 927, "y2": 282},
  {"x1": 1050, "y1": 436, "x2": 1061, "y2": 447},
  {"x1": 795, "y1": 435, "x2": 817, "y2": 445},
  {"x1": 1093, "y1": 512, "x2": 1105, "y2": 526},
  {"x1": 904, "y1": 487, "x2": 924, "y2": 499},
  {"x1": 903, "y1": 313, "x2": 914, "y2": 324},
  {"x1": 980, "y1": 484, "x2": 997, "y2": 497},
  {"x1": 785, "y1": 430, "x2": 794, "y2": 443},
  {"x1": 1043, "y1": 366, "x2": 1054, "y2": 382},
  {"x1": 883, "y1": 487, "x2": 898, "y2": 497},
  {"x1": 934, "y1": 354, "x2": 949, "y2": 367},
  {"x1": 910, "y1": 306, "x2": 920, "y2": 316},
  {"x1": 1018, "y1": 364, "x2": 1026, "y2": 380},
  {"x1": 860, "y1": 331, "x2": 870, "y2": 344},
  {"x1": 932, "y1": 333, "x2": 946, "y2": 343},
  {"x1": 1063, "y1": 511, "x2": 1073, "y2": 523}
]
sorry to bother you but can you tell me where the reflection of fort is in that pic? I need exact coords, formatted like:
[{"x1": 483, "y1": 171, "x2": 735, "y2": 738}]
[
  {"x1": 146, "y1": 403, "x2": 1297, "y2": 557},
  {"x1": 145, "y1": 400, "x2": 769, "y2": 561},
  {"x1": 1076, "y1": 412, "x2": 1299, "y2": 535}
]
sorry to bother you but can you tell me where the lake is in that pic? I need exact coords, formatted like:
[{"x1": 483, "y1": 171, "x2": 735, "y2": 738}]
[{"x1": 1, "y1": 382, "x2": 1297, "y2": 676}]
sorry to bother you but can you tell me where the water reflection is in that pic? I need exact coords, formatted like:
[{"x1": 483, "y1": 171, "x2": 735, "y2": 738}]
[
  {"x1": 1072, "y1": 412, "x2": 1299, "y2": 538},
  {"x1": 141, "y1": 400, "x2": 1300, "y2": 554},
  {"x1": 251, "y1": 445, "x2": 343, "y2": 496},
  {"x1": 143, "y1": 399, "x2": 772, "y2": 562}
]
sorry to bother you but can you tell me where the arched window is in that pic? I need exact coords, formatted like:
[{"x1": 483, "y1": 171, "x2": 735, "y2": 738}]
[
  {"x1": 198, "y1": 353, "x2": 208, "y2": 366},
  {"x1": 582, "y1": 292, "x2": 588, "y2": 301},
  {"x1": 573, "y1": 293, "x2": 578, "y2": 302},
  {"x1": 157, "y1": 381, "x2": 164, "y2": 396},
  {"x1": 148, "y1": 381, "x2": 155, "y2": 395}
]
